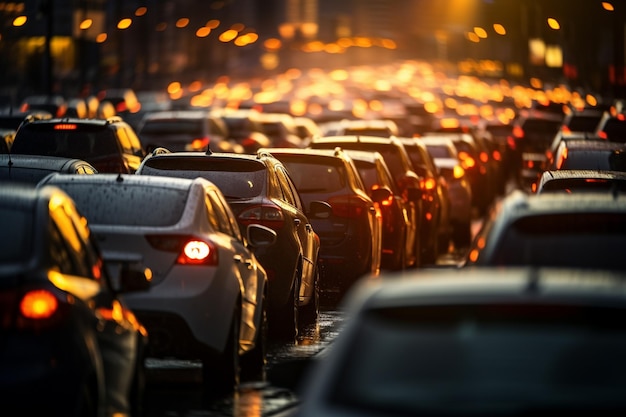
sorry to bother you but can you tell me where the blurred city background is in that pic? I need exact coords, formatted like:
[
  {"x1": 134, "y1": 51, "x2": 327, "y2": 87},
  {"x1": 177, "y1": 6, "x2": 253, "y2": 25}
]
[{"x1": 0, "y1": 0, "x2": 624, "y2": 103}]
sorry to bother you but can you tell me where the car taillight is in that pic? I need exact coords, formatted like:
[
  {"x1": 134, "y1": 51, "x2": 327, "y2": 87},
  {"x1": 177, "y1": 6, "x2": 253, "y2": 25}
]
[
  {"x1": 146, "y1": 234, "x2": 218, "y2": 265},
  {"x1": 598, "y1": 131, "x2": 608, "y2": 139},
  {"x1": 492, "y1": 149, "x2": 502, "y2": 161},
  {"x1": 479, "y1": 151, "x2": 489, "y2": 163},
  {"x1": 513, "y1": 125, "x2": 524, "y2": 138},
  {"x1": 556, "y1": 148, "x2": 568, "y2": 170},
  {"x1": 507, "y1": 135, "x2": 516, "y2": 150},
  {"x1": 115, "y1": 102, "x2": 128, "y2": 113},
  {"x1": 458, "y1": 152, "x2": 475, "y2": 169},
  {"x1": 328, "y1": 195, "x2": 369, "y2": 218},
  {"x1": 453, "y1": 165, "x2": 465, "y2": 179},
  {"x1": 20, "y1": 289, "x2": 58, "y2": 320},
  {"x1": 238, "y1": 204, "x2": 285, "y2": 229},
  {"x1": 561, "y1": 125, "x2": 571, "y2": 134},
  {"x1": 54, "y1": 124, "x2": 78, "y2": 130},
  {"x1": 420, "y1": 177, "x2": 437, "y2": 191}
]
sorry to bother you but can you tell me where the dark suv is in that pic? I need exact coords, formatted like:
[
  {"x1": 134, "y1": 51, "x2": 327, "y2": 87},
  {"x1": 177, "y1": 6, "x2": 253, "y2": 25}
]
[
  {"x1": 11, "y1": 116, "x2": 145, "y2": 173},
  {"x1": 135, "y1": 149, "x2": 323, "y2": 339}
]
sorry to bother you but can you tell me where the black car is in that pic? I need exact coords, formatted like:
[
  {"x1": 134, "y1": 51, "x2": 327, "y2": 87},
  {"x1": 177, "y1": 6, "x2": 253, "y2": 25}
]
[
  {"x1": 0, "y1": 154, "x2": 97, "y2": 183},
  {"x1": 10, "y1": 116, "x2": 145, "y2": 173},
  {"x1": 0, "y1": 183, "x2": 151, "y2": 416},
  {"x1": 135, "y1": 149, "x2": 322, "y2": 339}
]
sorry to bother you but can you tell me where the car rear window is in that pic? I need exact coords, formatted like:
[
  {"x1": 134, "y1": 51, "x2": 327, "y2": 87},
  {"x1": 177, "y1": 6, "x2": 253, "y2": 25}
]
[
  {"x1": 54, "y1": 183, "x2": 188, "y2": 226},
  {"x1": 141, "y1": 157, "x2": 266, "y2": 199},
  {"x1": 140, "y1": 119, "x2": 203, "y2": 135},
  {"x1": 280, "y1": 160, "x2": 347, "y2": 193},
  {"x1": 12, "y1": 125, "x2": 118, "y2": 159},
  {"x1": 491, "y1": 213, "x2": 626, "y2": 269},
  {"x1": 330, "y1": 303, "x2": 626, "y2": 414},
  {"x1": 541, "y1": 178, "x2": 626, "y2": 193},
  {"x1": 0, "y1": 207, "x2": 31, "y2": 263}
]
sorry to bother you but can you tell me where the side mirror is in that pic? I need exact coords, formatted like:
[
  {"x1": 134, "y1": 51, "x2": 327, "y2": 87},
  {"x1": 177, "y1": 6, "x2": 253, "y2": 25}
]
[
  {"x1": 247, "y1": 224, "x2": 277, "y2": 248},
  {"x1": 308, "y1": 200, "x2": 332, "y2": 219},
  {"x1": 370, "y1": 186, "x2": 392, "y2": 204}
]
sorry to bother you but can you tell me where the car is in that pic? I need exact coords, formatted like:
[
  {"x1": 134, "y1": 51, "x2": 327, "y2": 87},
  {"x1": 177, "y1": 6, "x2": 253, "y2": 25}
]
[
  {"x1": 135, "y1": 150, "x2": 322, "y2": 339},
  {"x1": 19, "y1": 94, "x2": 68, "y2": 118},
  {"x1": 97, "y1": 88, "x2": 141, "y2": 117},
  {"x1": 10, "y1": 116, "x2": 146, "y2": 173},
  {"x1": 536, "y1": 169, "x2": 626, "y2": 194},
  {"x1": 466, "y1": 190, "x2": 626, "y2": 269},
  {"x1": 209, "y1": 108, "x2": 272, "y2": 153},
  {"x1": 0, "y1": 154, "x2": 97, "y2": 183},
  {"x1": 254, "y1": 112, "x2": 303, "y2": 148},
  {"x1": 546, "y1": 139, "x2": 626, "y2": 172},
  {"x1": 419, "y1": 135, "x2": 474, "y2": 249},
  {"x1": 397, "y1": 136, "x2": 452, "y2": 261},
  {"x1": 320, "y1": 118, "x2": 400, "y2": 137},
  {"x1": 38, "y1": 173, "x2": 276, "y2": 392},
  {"x1": 136, "y1": 109, "x2": 237, "y2": 153},
  {"x1": 264, "y1": 147, "x2": 383, "y2": 295},
  {"x1": 296, "y1": 267, "x2": 626, "y2": 417},
  {"x1": 342, "y1": 149, "x2": 415, "y2": 271},
  {"x1": 0, "y1": 182, "x2": 151, "y2": 416},
  {"x1": 309, "y1": 135, "x2": 423, "y2": 267},
  {"x1": 422, "y1": 131, "x2": 493, "y2": 215},
  {"x1": 560, "y1": 107, "x2": 605, "y2": 135}
]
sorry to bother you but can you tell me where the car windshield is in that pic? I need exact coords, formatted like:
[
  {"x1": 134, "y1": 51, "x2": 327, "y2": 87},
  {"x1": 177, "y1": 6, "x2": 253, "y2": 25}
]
[
  {"x1": 141, "y1": 157, "x2": 266, "y2": 199},
  {"x1": 12, "y1": 126, "x2": 118, "y2": 159},
  {"x1": 330, "y1": 303, "x2": 626, "y2": 414},
  {"x1": 490, "y1": 213, "x2": 626, "y2": 269},
  {"x1": 54, "y1": 183, "x2": 188, "y2": 226},
  {"x1": 0, "y1": 206, "x2": 31, "y2": 263}
]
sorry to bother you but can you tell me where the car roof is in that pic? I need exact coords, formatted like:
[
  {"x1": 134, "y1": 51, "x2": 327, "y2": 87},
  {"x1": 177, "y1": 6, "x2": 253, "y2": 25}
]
[
  {"x1": 558, "y1": 139, "x2": 626, "y2": 150},
  {"x1": 540, "y1": 169, "x2": 626, "y2": 182},
  {"x1": 346, "y1": 267, "x2": 626, "y2": 312},
  {"x1": 0, "y1": 154, "x2": 95, "y2": 170},
  {"x1": 40, "y1": 172, "x2": 208, "y2": 191}
]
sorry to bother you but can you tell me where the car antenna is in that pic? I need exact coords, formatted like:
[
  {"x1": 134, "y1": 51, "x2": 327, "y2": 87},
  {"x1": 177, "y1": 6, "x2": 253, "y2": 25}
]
[
  {"x1": 205, "y1": 147, "x2": 213, "y2": 155},
  {"x1": 116, "y1": 172, "x2": 123, "y2": 182}
]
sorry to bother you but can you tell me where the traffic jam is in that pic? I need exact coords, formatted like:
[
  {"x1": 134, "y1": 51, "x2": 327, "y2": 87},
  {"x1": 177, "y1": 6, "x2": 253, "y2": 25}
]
[{"x1": 2, "y1": 1, "x2": 626, "y2": 416}]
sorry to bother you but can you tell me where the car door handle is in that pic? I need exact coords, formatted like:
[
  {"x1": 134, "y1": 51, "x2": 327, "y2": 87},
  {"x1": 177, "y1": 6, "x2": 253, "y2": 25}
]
[
  {"x1": 305, "y1": 223, "x2": 312, "y2": 232},
  {"x1": 294, "y1": 218, "x2": 301, "y2": 227},
  {"x1": 234, "y1": 255, "x2": 253, "y2": 269}
]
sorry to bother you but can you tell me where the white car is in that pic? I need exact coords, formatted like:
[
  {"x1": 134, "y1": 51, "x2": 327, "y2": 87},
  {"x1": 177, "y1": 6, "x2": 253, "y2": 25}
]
[
  {"x1": 297, "y1": 267, "x2": 626, "y2": 417},
  {"x1": 39, "y1": 173, "x2": 276, "y2": 393}
]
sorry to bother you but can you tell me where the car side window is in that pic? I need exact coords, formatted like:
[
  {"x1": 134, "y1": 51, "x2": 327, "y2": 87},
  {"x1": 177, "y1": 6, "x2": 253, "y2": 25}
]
[
  {"x1": 115, "y1": 127, "x2": 134, "y2": 155},
  {"x1": 125, "y1": 127, "x2": 144, "y2": 155},
  {"x1": 275, "y1": 166, "x2": 297, "y2": 207},
  {"x1": 203, "y1": 194, "x2": 222, "y2": 231}
]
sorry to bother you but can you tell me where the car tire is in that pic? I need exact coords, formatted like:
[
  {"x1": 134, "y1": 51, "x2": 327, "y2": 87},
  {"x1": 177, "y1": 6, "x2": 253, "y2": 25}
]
[
  {"x1": 300, "y1": 267, "x2": 320, "y2": 325},
  {"x1": 240, "y1": 293, "x2": 268, "y2": 382},
  {"x1": 202, "y1": 306, "x2": 241, "y2": 396}
]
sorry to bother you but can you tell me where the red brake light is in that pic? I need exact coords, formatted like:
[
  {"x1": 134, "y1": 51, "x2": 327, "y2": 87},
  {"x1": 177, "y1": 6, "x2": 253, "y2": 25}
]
[
  {"x1": 115, "y1": 102, "x2": 128, "y2": 113},
  {"x1": 479, "y1": 151, "x2": 489, "y2": 163},
  {"x1": 458, "y1": 152, "x2": 475, "y2": 169},
  {"x1": 54, "y1": 124, "x2": 77, "y2": 130},
  {"x1": 598, "y1": 131, "x2": 608, "y2": 139},
  {"x1": 507, "y1": 136, "x2": 516, "y2": 150},
  {"x1": 328, "y1": 195, "x2": 369, "y2": 218},
  {"x1": 238, "y1": 204, "x2": 284, "y2": 228},
  {"x1": 146, "y1": 235, "x2": 218, "y2": 265},
  {"x1": 561, "y1": 125, "x2": 571, "y2": 134},
  {"x1": 421, "y1": 177, "x2": 437, "y2": 191},
  {"x1": 20, "y1": 290, "x2": 58, "y2": 319},
  {"x1": 618, "y1": 114, "x2": 626, "y2": 121},
  {"x1": 492, "y1": 150, "x2": 502, "y2": 161},
  {"x1": 556, "y1": 148, "x2": 568, "y2": 169},
  {"x1": 513, "y1": 126, "x2": 524, "y2": 138}
]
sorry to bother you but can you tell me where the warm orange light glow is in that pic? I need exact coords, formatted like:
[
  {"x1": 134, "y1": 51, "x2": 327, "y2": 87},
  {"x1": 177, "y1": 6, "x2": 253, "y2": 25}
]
[
  {"x1": 466, "y1": 32, "x2": 480, "y2": 43},
  {"x1": 117, "y1": 18, "x2": 132, "y2": 30},
  {"x1": 13, "y1": 15, "x2": 27, "y2": 27},
  {"x1": 474, "y1": 27, "x2": 487, "y2": 38},
  {"x1": 176, "y1": 18, "x2": 190, "y2": 28},
  {"x1": 206, "y1": 19, "x2": 220, "y2": 29},
  {"x1": 79, "y1": 19, "x2": 93, "y2": 30},
  {"x1": 547, "y1": 18, "x2": 560, "y2": 30},
  {"x1": 96, "y1": 33, "x2": 107, "y2": 43},
  {"x1": 453, "y1": 165, "x2": 465, "y2": 179},
  {"x1": 493, "y1": 24, "x2": 506, "y2": 35},
  {"x1": 469, "y1": 249, "x2": 479, "y2": 262},
  {"x1": 196, "y1": 27, "x2": 211, "y2": 37},
  {"x1": 167, "y1": 81, "x2": 182, "y2": 95},
  {"x1": 135, "y1": 7, "x2": 147, "y2": 16},
  {"x1": 156, "y1": 22, "x2": 167, "y2": 31},
  {"x1": 602, "y1": 2, "x2": 615, "y2": 11},
  {"x1": 264, "y1": 38, "x2": 282, "y2": 51},
  {"x1": 219, "y1": 29, "x2": 239, "y2": 42}
]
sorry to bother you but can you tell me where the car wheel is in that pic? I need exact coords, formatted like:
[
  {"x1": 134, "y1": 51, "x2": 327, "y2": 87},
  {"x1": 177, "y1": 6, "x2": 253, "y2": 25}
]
[
  {"x1": 299, "y1": 267, "x2": 319, "y2": 325},
  {"x1": 202, "y1": 306, "x2": 241, "y2": 396},
  {"x1": 240, "y1": 293, "x2": 268, "y2": 382}
]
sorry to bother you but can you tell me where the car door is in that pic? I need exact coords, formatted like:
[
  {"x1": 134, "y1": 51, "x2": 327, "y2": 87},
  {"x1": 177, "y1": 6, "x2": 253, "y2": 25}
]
[
  {"x1": 205, "y1": 188, "x2": 262, "y2": 347},
  {"x1": 274, "y1": 165, "x2": 318, "y2": 304}
]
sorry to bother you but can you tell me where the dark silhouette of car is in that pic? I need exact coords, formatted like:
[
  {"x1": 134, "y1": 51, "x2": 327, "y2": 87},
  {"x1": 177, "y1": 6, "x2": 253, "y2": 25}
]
[
  {"x1": 135, "y1": 149, "x2": 322, "y2": 339},
  {"x1": 265, "y1": 147, "x2": 383, "y2": 295},
  {"x1": 0, "y1": 183, "x2": 151, "y2": 416},
  {"x1": 0, "y1": 154, "x2": 97, "y2": 183},
  {"x1": 10, "y1": 116, "x2": 145, "y2": 173}
]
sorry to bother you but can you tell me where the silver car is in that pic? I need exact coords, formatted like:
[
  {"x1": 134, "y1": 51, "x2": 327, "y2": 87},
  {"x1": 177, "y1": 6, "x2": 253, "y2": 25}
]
[{"x1": 39, "y1": 173, "x2": 276, "y2": 392}]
